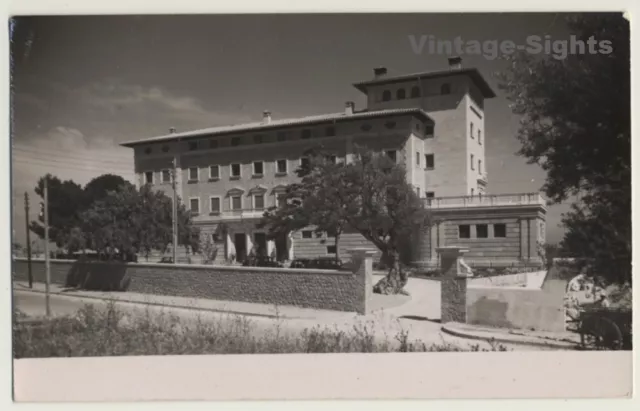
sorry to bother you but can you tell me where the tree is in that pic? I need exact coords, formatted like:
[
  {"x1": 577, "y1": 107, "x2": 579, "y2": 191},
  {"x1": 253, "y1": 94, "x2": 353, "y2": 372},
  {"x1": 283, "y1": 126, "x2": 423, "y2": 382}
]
[
  {"x1": 29, "y1": 173, "x2": 135, "y2": 253},
  {"x1": 81, "y1": 185, "x2": 199, "y2": 260},
  {"x1": 260, "y1": 145, "x2": 430, "y2": 294},
  {"x1": 496, "y1": 13, "x2": 630, "y2": 284},
  {"x1": 29, "y1": 174, "x2": 86, "y2": 249},
  {"x1": 84, "y1": 174, "x2": 134, "y2": 206},
  {"x1": 340, "y1": 147, "x2": 429, "y2": 294},
  {"x1": 259, "y1": 146, "x2": 351, "y2": 262}
]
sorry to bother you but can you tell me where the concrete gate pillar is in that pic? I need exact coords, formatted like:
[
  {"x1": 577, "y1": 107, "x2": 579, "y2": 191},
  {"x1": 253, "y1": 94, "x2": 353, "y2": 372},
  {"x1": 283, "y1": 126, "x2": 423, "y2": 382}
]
[
  {"x1": 438, "y1": 246, "x2": 471, "y2": 324},
  {"x1": 347, "y1": 247, "x2": 376, "y2": 315}
]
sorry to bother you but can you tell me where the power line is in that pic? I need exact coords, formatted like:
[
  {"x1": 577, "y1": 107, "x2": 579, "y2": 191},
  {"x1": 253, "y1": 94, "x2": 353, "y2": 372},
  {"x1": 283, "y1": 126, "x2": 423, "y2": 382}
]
[
  {"x1": 13, "y1": 146, "x2": 133, "y2": 165},
  {"x1": 12, "y1": 158, "x2": 135, "y2": 176}
]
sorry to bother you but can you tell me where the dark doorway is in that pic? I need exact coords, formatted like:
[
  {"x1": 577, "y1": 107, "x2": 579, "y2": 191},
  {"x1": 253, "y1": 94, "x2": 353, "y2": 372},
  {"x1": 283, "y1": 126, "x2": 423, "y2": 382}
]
[
  {"x1": 275, "y1": 233, "x2": 288, "y2": 261},
  {"x1": 234, "y1": 233, "x2": 247, "y2": 262},
  {"x1": 253, "y1": 232, "x2": 267, "y2": 257}
]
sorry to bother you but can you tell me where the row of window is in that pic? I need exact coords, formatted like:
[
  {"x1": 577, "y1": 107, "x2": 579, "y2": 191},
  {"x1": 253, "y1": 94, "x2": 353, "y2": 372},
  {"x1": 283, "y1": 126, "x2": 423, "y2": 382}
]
[
  {"x1": 458, "y1": 224, "x2": 507, "y2": 239},
  {"x1": 144, "y1": 158, "x2": 298, "y2": 185},
  {"x1": 142, "y1": 121, "x2": 422, "y2": 155},
  {"x1": 469, "y1": 122, "x2": 482, "y2": 144},
  {"x1": 145, "y1": 149, "x2": 399, "y2": 185},
  {"x1": 189, "y1": 192, "x2": 287, "y2": 215},
  {"x1": 380, "y1": 83, "x2": 451, "y2": 102}
]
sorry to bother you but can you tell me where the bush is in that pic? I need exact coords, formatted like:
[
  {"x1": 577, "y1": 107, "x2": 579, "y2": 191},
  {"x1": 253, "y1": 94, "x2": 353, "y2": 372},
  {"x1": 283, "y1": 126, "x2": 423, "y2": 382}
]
[
  {"x1": 290, "y1": 257, "x2": 342, "y2": 270},
  {"x1": 242, "y1": 255, "x2": 284, "y2": 268}
]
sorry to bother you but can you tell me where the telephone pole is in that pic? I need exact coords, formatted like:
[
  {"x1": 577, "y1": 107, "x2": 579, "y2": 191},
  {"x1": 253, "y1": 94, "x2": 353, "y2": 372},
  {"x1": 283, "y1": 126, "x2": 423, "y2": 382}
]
[
  {"x1": 24, "y1": 192, "x2": 33, "y2": 288},
  {"x1": 43, "y1": 177, "x2": 51, "y2": 317},
  {"x1": 172, "y1": 158, "x2": 178, "y2": 264}
]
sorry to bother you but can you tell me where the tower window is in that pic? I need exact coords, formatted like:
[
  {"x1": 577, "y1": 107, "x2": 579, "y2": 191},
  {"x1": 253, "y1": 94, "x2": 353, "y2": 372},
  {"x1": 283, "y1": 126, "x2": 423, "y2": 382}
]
[
  {"x1": 425, "y1": 124, "x2": 434, "y2": 137},
  {"x1": 410, "y1": 86, "x2": 420, "y2": 98},
  {"x1": 425, "y1": 154, "x2": 434, "y2": 169},
  {"x1": 470, "y1": 154, "x2": 475, "y2": 170},
  {"x1": 478, "y1": 130, "x2": 482, "y2": 145},
  {"x1": 396, "y1": 89, "x2": 406, "y2": 100},
  {"x1": 459, "y1": 225, "x2": 470, "y2": 239},
  {"x1": 470, "y1": 122, "x2": 474, "y2": 138},
  {"x1": 476, "y1": 224, "x2": 488, "y2": 238},
  {"x1": 382, "y1": 90, "x2": 391, "y2": 101}
]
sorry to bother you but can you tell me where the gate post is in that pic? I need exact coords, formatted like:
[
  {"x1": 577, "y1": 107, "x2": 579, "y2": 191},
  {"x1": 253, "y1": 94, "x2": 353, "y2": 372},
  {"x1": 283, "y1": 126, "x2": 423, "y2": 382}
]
[
  {"x1": 347, "y1": 247, "x2": 376, "y2": 315},
  {"x1": 438, "y1": 247, "x2": 471, "y2": 324}
]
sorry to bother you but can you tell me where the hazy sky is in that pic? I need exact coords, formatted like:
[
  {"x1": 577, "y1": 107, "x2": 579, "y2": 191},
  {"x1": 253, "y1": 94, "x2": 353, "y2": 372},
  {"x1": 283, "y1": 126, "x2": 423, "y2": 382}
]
[{"x1": 10, "y1": 13, "x2": 576, "y2": 246}]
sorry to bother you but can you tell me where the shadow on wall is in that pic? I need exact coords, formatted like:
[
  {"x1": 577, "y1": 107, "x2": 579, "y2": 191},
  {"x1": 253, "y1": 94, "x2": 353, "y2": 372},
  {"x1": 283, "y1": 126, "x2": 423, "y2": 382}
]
[
  {"x1": 467, "y1": 297, "x2": 513, "y2": 329},
  {"x1": 65, "y1": 259, "x2": 131, "y2": 292}
]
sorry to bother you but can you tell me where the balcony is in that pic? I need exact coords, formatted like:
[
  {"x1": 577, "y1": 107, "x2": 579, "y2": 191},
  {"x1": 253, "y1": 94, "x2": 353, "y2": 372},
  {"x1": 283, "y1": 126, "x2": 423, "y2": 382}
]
[
  {"x1": 204, "y1": 208, "x2": 266, "y2": 220},
  {"x1": 424, "y1": 192, "x2": 546, "y2": 209}
]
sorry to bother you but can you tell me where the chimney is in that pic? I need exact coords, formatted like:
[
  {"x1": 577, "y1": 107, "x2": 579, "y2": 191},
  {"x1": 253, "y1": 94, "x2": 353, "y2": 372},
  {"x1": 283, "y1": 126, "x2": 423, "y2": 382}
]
[
  {"x1": 169, "y1": 127, "x2": 177, "y2": 134},
  {"x1": 448, "y1": 56, "x2": 463, "y2": 70},
  {"x1": 345, "y1": 101, "x2": 355, "y2": 115},
  {"x1": 263, "y1": 110, "x2": 271, "y2": 124},
  {"x1": 373, "y1": 67, "x2": 388, "y2": 79}
]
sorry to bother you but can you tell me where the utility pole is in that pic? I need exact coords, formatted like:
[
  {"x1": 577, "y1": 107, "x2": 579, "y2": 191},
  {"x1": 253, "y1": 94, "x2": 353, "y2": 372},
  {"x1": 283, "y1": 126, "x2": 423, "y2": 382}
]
[
  {"x1": 172, "y1": 158, "x2": 178, "y2": 264},
  {"x1": 24, "y1": 192, "x2": 33, "y2": 288},
  {"x1": 43, "y1": 177, "x2": 51, "y2": 317}
]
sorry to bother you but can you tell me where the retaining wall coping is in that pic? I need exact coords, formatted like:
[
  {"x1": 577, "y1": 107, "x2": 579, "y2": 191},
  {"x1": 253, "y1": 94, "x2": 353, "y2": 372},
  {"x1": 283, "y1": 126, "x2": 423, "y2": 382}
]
[{"x1": 13, "y1": 257, "x2": 349, "y2": 277}]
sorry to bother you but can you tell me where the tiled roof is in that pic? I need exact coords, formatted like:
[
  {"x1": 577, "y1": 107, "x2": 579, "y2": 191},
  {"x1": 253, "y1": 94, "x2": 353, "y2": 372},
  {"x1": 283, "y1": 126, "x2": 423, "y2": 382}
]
[
  {"x1": 352, "y1": 68, "x2": 496, "y2": 98},
  {"x1": 120, "y1": 107, "x2": 434, "y2": 147}
]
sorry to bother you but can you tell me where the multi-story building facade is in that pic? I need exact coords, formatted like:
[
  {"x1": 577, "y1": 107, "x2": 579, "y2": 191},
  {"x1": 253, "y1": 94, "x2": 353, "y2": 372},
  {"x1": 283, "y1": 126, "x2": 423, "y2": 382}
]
[{"x1": 122, "y1": 57, "x2": 546, "y2": 268}]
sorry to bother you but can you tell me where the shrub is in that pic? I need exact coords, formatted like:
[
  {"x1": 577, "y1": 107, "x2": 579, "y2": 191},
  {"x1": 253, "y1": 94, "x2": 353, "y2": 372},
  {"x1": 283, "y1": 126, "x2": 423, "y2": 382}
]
[{"x1": 290, "y1": 257, "x2": 343, "y2": 270}]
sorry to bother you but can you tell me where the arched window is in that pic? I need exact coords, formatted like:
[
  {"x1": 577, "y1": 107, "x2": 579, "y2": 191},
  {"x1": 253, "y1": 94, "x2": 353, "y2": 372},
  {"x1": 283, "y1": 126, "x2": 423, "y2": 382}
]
[
  {"x1": 396, "y1": 89, "x2": 406, "y2": 100},
  {"x1": 440, "y1": 83, "x2": 451, "y2": 95},
  {"x1": 410, "y1": 86, "x2": 421, "y2": 98},
  {"x1": 382, "y1": 90, "x2": 391, "y2": 102}
]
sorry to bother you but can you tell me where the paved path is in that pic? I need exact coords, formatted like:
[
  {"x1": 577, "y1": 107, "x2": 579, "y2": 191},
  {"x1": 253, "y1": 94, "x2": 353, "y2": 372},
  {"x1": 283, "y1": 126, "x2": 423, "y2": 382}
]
[{"x1": 12, "y1": 277, "x2": 565, "y2": 351}]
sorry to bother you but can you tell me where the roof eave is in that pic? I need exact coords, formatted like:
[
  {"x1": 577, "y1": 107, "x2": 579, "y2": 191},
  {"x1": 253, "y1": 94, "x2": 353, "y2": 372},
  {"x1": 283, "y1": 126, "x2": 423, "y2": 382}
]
[{"x1": 120, "y1": 109, "x2": 434, "y2": 148}]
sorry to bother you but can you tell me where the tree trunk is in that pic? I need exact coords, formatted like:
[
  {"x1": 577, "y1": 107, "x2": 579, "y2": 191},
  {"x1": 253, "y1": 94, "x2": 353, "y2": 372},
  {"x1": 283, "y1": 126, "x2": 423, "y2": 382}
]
[
  {"x1": 373, "y1": 248, "x2": 409, "y2": 295},
  {"x1": 334, "y1": 234, "x2": 341, "y2": 263}
]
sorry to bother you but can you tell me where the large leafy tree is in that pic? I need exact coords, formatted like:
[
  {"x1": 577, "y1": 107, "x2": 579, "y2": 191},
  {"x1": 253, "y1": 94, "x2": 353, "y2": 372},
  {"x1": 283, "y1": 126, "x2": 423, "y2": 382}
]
[
  {"x1": 259, "y1": 146, "x2": 351, "y2": 261},
  {"x1": 30, "y1": 173, "x2": 136, "y2": 253},
  {"x1": 260, "y1": 145, "x2": 429, "y2": 294},
  {"x1": 29, "y1": 174, "x2": 86, "y2": 249},
  {"x1": 341, "y1": 147, "x2": 429, "y2": 294},
  {"x1": 496, "y1": 13, "x2": 630, "y2": 283},
  {"x1": 80, "y1": 184, "x2": 199, "y2": 259},
  {"x1": 84, "y1": 174, "x2": 134, "y2": 206}
]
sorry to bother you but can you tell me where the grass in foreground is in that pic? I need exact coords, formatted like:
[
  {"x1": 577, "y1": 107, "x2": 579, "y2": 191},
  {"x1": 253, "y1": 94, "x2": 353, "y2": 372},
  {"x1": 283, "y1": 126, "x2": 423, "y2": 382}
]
[{"x1": 13, "y1": 303, "x2": 507, "y2": 358}]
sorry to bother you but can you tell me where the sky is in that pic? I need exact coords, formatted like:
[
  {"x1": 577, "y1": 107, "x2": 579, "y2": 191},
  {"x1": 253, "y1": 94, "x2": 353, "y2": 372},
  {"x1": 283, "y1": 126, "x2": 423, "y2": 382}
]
[{"x1": 10, "y1": 13, "x2": 576, "y2": 247}]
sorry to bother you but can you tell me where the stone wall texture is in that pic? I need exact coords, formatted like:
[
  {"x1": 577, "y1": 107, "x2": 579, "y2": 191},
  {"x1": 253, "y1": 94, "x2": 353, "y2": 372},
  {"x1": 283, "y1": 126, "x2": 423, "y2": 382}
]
[{"x1": 12, "y1": 258, "x2": 366, "y2": 313}]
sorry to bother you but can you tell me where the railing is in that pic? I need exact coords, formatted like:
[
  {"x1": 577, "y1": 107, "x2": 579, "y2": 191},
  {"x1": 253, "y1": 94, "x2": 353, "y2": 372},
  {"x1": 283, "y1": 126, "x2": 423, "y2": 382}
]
[
  {"x1": 424, "y1": 192, "x2": 546, "y2": 209},
  {"x1": 195, "y1": 208, "x2": 267, "y2": 220}
]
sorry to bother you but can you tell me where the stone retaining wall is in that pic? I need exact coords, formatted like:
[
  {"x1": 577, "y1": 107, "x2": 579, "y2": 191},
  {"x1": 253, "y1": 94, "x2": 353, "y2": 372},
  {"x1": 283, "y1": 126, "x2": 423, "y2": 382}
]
[{"x1": 12, "y1": 255, "x2": 373, "y2": 313}]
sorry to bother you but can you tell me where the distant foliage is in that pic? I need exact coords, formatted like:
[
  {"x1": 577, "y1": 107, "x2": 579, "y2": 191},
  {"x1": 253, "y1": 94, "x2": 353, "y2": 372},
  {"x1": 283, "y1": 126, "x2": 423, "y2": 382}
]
[{"x1": 497, "y1": 13, "x2": 630, "y2": 284}]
